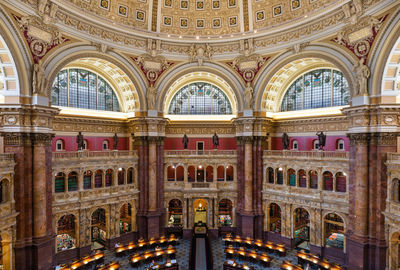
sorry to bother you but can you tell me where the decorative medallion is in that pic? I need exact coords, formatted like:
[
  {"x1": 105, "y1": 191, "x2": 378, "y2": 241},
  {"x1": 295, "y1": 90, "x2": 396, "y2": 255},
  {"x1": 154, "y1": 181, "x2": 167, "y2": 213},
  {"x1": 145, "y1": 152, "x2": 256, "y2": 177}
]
[
  {"x1": 164, "y1": 0, "x2": 172, "y2": 7},
  {"x1": 133, "y1": 54, "x2": 173, "y2": 86},
  {"x1": 333, "y1": 15, "x2": 386, "y2": 61},
  {"x1": 273, "y1": 5, "x2": 282, "y2": 17},
  {"x1": 180, "y1": 0, "x2": 189, "y2": 9},
  {"x1": 212, "y1": 18, "x2": 221, "y2": 28},
  {"x1": 14, "y1": 15, "x2": 68, "y2": 63},
  {"x1": 256, "y1": 11, "x2": 265, "y2": 21},
  {"x1": 228, "y1": 50, "x2": 269, "y2": 84},
  {"x1": 212, "y1": 0, "x2": 220, "y2": 9},
  {"x1": 291, "y1": 0, "x2": 301, "y2": 10},
  {"x1": 99, "y1": 0, "x2": 110, "y2": 10},
  {"x1": 196, "y1": 0, "x2": 204, "y2": 10},
  {"x1": 228, "y1": 0, "x2": 236, "y2": 8},
  {"x1": 229, "y1": 16, "x2": 237, "y2": 27},
  {"x1": 196, "y1": 19, "x2": 205, "y2": 29},
  {"x1": 118, "y1": 5, "x2": 128, "y2": 17},
  {"x1": 136, "y1": 10, "x2": 145, "y2": 21},
  {"x1": 180, "y1": 18, "x2": 188, "y2": 28},
  {"x1": 163, "y1": 16, "x2": 172, "y2": 26}
]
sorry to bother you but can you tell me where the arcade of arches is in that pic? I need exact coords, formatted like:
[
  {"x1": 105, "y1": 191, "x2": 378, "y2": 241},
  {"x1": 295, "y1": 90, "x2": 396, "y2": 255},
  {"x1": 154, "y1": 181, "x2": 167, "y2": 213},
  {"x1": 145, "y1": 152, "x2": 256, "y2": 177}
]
[{"x1": 0, "y1": 0, "x2": 400, "y2": 269}]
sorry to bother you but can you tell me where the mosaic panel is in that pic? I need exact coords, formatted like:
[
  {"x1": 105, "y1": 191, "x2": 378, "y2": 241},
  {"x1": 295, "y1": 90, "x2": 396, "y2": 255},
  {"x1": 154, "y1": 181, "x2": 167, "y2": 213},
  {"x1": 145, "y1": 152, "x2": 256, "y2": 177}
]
[
  {"x1": 118, "y1": 5, "x2": 128, "y2": 17},
  {"x1": 273, "y1": 5, "x2": 283, "y2": 17},
  {"x1": 99, "y1": 0, "x2": 109, "y2": 10},
  {"x1": 291, "y1": 0, "x2": 301, "y2": 10}
]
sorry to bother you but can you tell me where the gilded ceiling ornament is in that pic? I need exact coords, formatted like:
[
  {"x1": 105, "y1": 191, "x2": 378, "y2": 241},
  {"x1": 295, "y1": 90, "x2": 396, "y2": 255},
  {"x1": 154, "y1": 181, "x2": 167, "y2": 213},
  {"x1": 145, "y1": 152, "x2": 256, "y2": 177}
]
[
  {"x1": 14, "y1": 15, "x2": 67, "y2": 63},
  {"x1": 187, "y1": 44, "x2": 213, "y2": 66}
]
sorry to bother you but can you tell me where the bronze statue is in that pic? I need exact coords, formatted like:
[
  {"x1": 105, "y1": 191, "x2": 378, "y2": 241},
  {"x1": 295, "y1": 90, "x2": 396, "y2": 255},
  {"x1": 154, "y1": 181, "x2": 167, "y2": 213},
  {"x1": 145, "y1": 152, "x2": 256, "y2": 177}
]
[
  {"x1": 316, "y1": 131, "x2": 326, "y2": 150},
  {"x1": 282, "y1": 132, "x2": 290, "y2": 150},
  {"x1": 76, "y1": 132, "x2": 84, "y2": 150},
  {"x1": 182, "y1": 134, "x2": 189, "y2": 149},
  {"x1": 212, "y1": 132, "x2": 219, "y2": 148},
  {"x1": 113, "y1": 133, "x2": 118, "y2": 150}
]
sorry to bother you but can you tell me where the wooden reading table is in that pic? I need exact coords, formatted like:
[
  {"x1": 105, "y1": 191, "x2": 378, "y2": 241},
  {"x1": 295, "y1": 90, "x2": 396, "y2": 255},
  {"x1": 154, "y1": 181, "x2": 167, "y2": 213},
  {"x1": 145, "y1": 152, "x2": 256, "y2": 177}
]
[
  {"x1": 115, "y1": 235, "x2": 178, "y2": 257},
  {"x1": 129, "y1": 246, "x2": 177, "y2": 268},
  {"x1": 59, "y1": 251, "x2": 105, "y2": 270},
  {"x1": 224, "y1": 246, "x2": 271, "y2": 267}
]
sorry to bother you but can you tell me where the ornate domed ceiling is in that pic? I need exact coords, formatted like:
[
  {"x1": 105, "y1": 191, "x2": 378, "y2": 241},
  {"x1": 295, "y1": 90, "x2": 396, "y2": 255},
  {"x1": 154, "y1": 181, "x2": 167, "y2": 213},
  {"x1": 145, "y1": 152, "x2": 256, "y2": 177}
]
[{"x1": 58, "y1": 0, "x2": 366, "y2": 41}]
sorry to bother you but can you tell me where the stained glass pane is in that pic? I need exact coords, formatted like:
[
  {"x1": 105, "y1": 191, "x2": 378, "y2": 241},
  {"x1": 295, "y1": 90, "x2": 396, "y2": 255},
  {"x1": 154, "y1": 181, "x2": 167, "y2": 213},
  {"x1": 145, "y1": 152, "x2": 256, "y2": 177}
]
[
  {"x1": 51, "y1": 68, "x2": 120, "y2": 112},
  {"x1": 280, "y1": 68, "x2": 349, "y2": 112},
  {"x1": 169, "y1": 82, "x2": 232, "y2": 115}
]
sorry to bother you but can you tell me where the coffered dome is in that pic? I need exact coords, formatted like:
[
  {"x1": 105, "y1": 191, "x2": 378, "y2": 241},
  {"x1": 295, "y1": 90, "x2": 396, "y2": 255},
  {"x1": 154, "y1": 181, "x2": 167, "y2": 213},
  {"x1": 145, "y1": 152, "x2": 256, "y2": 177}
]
[{"x1": 61, "y1": 0, "x2": 349, "y2": 42}]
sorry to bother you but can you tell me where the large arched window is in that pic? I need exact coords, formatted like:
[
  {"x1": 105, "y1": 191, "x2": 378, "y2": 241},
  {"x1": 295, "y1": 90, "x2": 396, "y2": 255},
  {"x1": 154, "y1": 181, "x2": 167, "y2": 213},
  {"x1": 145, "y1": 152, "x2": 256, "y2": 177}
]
[
  {"x1": 280, "y1": 69, "x2": 350, "y2": 111},
  {"x1": 51, "y1": 68, "x2": 120, "y2": 112},
  {"x1": 168, "y1": 82, "x2": 232, "y2": 115}
]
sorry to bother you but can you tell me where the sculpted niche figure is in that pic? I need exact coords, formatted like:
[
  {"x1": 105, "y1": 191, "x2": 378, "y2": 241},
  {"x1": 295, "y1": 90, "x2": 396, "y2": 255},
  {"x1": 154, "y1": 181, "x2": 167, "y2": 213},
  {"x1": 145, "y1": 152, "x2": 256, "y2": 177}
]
[
  {"x1": 244, "y1": 82, "x2": 253, "y2": 109},
  {"x1": 282, "y1": 133, "x2": 290, "y2": 150},
  {"x1": 182, "y1": 134, "x2": 189, "y2": 149},
  {"x1": 353, "y1": 58, "x2": 370, "y2": 96},
  {"x1": 212, "y1": 132, "x2": 219, "y2": 148},
  {"x1": 32, "y1": 59, "x2": 47, "y2": 96},
  {"x1": 147, "y1": 85, "x2": 156, "y2": 110},
  {"x1": 76, "y1": 132, "x2": 84, "y2": 150}
]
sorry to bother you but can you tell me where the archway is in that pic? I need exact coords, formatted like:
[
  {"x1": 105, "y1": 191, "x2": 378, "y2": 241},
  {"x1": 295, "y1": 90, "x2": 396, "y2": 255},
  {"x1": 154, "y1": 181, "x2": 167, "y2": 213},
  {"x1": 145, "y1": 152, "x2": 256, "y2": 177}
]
[
  {"x1": 324, "y1": 213, "x2": 345, "y2": 250},
  {"x1": 294, "y1": 208, "x2": 310, "y2": 249},
  {"x1": 56, "y1": 214, "x2": 76, "y2": 252},
  {"x1": 168, "y1": 199, "x2": 183, "y2": 227},
  {"x1": 119, "y1": 203, "x2": 132, "y2": 234},
  {"x1": 218, "y1": 199, "x2": 233, "y2": 227},
  {"x1": 91, "y1": 208, "x2": 106, "y2": 249},
  {"x1": 193, "y1": 199, "x2": 208, "y2": 226},
  {"x1": 268, "y1": 203, "x2": 281, "y2": 234}
]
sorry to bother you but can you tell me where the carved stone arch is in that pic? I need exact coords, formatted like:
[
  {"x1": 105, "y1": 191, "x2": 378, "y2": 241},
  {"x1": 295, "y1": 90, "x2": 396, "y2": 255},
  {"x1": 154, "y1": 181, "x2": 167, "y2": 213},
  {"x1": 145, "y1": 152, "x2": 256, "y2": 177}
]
[
  {"x1": 253, "y1": 45, "x2": 356, "y2": 112},
  {"x1": 322, "y1": 211, "x2": 347, "y2": 229},
  {"x1": 369, "y1": 8, "x2": 400, "y2": 97},
  {"x1": 0, "y1": 7, "x2": 31, "y2": 98},
  {"x1": 155, "y1": 61, "x2": 245, "y2": 113},
  {"x1": 44, "y1": 46, "x2": 146, "y2": 112}
]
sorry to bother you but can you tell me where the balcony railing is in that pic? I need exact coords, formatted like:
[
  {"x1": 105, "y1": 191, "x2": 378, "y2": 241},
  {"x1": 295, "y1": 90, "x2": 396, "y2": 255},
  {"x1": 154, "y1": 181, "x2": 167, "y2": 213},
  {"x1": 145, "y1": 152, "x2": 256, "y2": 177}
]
[
  {"x1": 53, "y1": 150, "x2": 138, "y2": 160},
  {"x1": 387, "y1": 152, "x2": 400, "y2": 162},
  {"x1": 0, "y1": 153, "x2": 14, "y2": 162},
  {"x1": 263, "y1": 150, "x2": 349, "y2": 159},
  {"x1": 165, "y1": 150, "x2": 237, "y2": 156}
]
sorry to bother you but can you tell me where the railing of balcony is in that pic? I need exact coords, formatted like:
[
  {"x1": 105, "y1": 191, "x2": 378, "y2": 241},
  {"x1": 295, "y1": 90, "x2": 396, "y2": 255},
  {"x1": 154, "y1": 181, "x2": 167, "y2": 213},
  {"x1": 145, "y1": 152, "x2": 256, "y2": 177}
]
[
  {"x1": 387, "y1": 152, "x2": 400, "y2": 161},
  {"x1": 53, "y1": 150, "x2": 138, "y2": 159},
  {"x1": 165, "y1": 150, "x2": 237, "y2": 155},
  {"x1": 263, "y1": 150, "x2": 349, "y2": 159},
  {"x1": 0, "y1": 153, "x2": 14, "y2": 162}
]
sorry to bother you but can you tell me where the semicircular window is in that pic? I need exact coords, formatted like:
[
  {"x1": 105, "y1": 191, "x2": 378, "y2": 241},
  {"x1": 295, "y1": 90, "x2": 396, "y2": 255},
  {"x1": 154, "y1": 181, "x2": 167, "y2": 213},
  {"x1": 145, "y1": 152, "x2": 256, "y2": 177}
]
[
  {"x1": 51, "y1": 68, "x2": 120, "y2": 112},
  {"x1": 280, "y1": 69, "x2": 350, "y2": 112},
  {"x1": 168, "y1": 82, "x2": 232, "y2": 115}
]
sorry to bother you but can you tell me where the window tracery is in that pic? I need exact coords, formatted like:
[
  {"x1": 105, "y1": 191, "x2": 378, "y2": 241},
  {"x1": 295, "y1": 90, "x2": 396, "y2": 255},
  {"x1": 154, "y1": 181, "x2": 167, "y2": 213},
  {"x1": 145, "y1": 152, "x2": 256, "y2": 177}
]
[
  {"x1": 168, "y1": 82, "x2": 232, "y2": 115},
  {"x1": 280, "y1": 69, "x2": 350, "y2": 112},
  {"x1": 51, "y1": 68, "x2": 120, "y2": 112}
]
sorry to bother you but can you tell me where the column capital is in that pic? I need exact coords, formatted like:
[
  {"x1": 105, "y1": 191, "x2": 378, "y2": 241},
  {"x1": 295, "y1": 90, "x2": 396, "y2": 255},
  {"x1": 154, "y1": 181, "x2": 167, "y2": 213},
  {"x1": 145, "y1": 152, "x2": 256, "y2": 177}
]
[{"x1": 347, "y1": 132, "x2": 400, "y2": 146}]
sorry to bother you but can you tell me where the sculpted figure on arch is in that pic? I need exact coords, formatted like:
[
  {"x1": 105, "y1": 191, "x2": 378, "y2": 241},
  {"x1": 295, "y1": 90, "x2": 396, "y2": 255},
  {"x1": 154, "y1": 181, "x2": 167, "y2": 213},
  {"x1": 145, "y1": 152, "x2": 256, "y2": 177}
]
[
  {"x1": 147, "y1": 85, "x2": 157, "y2": 110},
  {"x1": 353, "y1": 58, "x2": 370, "y2": 96},
  {"x1": 244, "y1": 82, "x2": 254, "y2": 109},
  {"x1": 32, "y1": 59, "x2": 47, "y2": 96}
]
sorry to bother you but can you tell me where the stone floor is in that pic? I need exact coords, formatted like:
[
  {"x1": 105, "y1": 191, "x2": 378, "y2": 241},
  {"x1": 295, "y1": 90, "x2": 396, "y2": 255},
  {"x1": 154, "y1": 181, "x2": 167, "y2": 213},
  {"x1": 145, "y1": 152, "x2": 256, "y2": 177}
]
[{"x1": 65, "y1": 238, "x2": 303, "y2": 270}]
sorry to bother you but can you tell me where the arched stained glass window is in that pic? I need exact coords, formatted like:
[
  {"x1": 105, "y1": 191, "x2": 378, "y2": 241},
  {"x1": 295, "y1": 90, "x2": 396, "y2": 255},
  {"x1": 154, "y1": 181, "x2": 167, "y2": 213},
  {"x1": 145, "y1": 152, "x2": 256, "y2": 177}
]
[
  {"x1": 51, "y1": 68, "x2": 120, "y2": 112},
  {"x1": 168, "y1": 82, "x2": 232, "y2": 115},
  {"x1": 280, "y1": 69, "x2": 350, "y2": 112}
]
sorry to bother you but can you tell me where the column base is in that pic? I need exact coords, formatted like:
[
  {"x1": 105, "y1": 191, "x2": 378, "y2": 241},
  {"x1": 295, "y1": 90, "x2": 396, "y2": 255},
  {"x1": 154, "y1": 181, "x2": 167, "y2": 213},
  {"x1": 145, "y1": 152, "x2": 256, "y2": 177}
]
[
  {"x1": 323, "y1": 246, "x2": 346, "y2": 266},
  {"x1": 237, "y1": 212, "x2": 255, "y2": 238},
  {"x1": 147, "y1": 212, "x2": 162, "y2": 239},
  {"x1": 32, "y1": 235, "x2": 55, "y2": 270},
  {"x1": 346, "y1": 236, "x2": 369, "y2": 270}
]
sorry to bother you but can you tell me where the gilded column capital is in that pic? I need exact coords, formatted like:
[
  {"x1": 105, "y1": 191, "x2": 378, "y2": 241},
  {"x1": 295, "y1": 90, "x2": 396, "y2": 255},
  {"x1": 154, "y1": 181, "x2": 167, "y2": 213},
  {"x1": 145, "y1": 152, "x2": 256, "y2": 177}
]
[
  {"x1": 370, "y1": 132, "x2": 400, "y2": 146},
  {"x1": 30, "y1": 133, "x2": 54, "y2": 146},
  {"x1": 1, "y1": 133, "x2": 31, "y2": 146},
  {"x1": 347, "y1": 133, "x2": 371, "y2": 146}
]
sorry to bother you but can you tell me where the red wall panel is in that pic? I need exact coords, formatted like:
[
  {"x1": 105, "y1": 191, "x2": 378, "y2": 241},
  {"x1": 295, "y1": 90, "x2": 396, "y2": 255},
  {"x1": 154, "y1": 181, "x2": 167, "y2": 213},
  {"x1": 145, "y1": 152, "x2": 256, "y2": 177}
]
[
  {"x1": 271, "y1": 135, "x2": 349, "y2": 151},
  {"x1": 164, "y1": 137, "x2": 237, "y2": 150},
  {"x1": 52, "y1": 136, "x2": 129, "y2": 151}
]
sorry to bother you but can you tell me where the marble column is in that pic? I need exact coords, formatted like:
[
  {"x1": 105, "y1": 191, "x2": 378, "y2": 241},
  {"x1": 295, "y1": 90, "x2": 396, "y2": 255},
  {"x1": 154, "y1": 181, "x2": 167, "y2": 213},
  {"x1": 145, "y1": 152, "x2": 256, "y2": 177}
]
[{"x1": 148, "y1": 138, "x2": 157, "y2": 211}]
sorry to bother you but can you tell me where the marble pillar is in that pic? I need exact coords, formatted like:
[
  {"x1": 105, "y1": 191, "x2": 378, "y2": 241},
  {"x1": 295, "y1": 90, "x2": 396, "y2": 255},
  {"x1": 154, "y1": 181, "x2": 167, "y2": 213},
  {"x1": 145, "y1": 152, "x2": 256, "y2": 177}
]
[{"x1": 148, "y1": 139, "x2": 157, "y2": 211}]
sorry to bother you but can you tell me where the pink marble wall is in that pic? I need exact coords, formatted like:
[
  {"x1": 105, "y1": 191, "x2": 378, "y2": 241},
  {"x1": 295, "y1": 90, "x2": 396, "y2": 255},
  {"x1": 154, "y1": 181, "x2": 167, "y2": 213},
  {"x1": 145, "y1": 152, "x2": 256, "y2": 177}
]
[
  {"x1": 52, "y1": 136, "x2": 129, "y2": 151},
  {"x1": 164, "y1": 137, "x2": 237, "y2": 150},
  {"x1": 271, "y1": 136, "x2": 349, "y2": 151}
]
